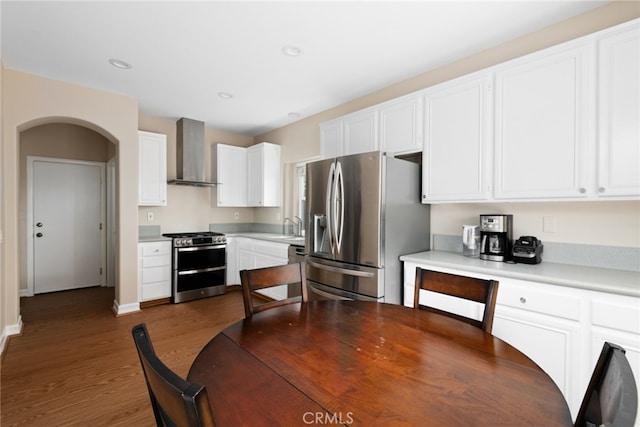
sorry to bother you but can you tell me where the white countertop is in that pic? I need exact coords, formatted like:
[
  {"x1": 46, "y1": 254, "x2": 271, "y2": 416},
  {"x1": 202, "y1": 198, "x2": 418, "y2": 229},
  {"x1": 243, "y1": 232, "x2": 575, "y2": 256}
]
[
  {"x1": 400, "y1": 250, "x2": 640, "y2": 298},
  {"x1": 226, "y1": 232, "x2": 306, "y2": 247},
  {"x1": 138, "y1": 235, "x2": 172, "y2": 243}
]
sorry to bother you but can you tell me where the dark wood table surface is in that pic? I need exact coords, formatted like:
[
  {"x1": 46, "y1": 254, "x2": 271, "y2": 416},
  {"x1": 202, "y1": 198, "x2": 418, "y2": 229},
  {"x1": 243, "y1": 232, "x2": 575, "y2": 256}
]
[{"x1": 188, "y1": 300, "x2": 573, "y2": 426}]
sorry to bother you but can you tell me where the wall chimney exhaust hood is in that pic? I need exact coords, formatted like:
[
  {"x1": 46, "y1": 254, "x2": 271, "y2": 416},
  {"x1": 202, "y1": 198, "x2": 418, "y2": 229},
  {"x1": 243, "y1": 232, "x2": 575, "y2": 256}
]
[{"x1": 168, "y1": 118, "x2": 218, "y2": 187}]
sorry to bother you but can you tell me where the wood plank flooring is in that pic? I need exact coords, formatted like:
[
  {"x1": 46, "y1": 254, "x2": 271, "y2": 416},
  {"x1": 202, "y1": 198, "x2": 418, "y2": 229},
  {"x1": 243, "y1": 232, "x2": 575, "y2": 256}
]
[{"x1": 1, "y1": 286, "x2": 246, "y2": 426}]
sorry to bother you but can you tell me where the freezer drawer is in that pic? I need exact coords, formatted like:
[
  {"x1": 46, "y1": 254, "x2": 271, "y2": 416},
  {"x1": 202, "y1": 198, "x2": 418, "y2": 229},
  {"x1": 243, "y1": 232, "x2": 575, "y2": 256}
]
[{"x1": 306, "y1": 256, "x2": 383, "y2": 300}]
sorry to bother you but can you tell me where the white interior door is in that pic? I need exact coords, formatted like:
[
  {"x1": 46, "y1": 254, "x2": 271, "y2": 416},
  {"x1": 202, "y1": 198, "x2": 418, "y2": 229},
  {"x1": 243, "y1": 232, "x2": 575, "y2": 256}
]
[{"x1": 32, "y1": 159, "x2": 105, "y2": 294}]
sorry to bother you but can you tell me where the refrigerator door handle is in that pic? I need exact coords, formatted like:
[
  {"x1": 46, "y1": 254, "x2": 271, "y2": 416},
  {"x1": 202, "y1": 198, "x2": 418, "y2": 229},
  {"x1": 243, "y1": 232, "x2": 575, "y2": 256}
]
[
  {"x1": 334, "y1": 161, "x2": 344, "y2": 253},
  {"x1": 325, "y1": 162, "x2": 335, "y2": 254},
  {"x1": 307, "y1": 258, "x2": 375, "y2": 278}
]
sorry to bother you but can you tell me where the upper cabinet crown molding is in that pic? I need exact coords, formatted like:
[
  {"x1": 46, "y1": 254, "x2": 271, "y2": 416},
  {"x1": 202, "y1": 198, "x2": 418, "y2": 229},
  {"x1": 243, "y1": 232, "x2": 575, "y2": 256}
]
[{"x1": 138, "y1": 130, "x2": 167, "y2": 206}]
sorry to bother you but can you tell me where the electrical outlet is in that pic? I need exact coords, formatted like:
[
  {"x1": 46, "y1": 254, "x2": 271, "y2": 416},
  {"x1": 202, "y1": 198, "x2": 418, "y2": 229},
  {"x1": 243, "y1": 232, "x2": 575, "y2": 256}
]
[
  {"x1": 234, "y1": 212, "x2": 240, "y2": 220},
  {"x1": 147, "y1": 212, "x2": 154, "y2": 222}
]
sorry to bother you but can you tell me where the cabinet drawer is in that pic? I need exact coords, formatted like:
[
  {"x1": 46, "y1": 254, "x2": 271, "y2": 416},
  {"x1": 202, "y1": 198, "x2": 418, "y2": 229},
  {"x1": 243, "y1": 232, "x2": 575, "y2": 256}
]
[
  {"x1": 142, "y1": 254, "x2": 171, "y2": 269},
  {"x1": 141, "y1": 242, "x2": 171, "y2": 257},
  {"x1": 141, "y1": 281, "x2": 171, "y2": 301},
  {"x1": 592, "y1": 300, "x2": 640, "y2": 335},
  {"x1": 142, "y1": 266, "x2": 171, "y2": 285},
  {"x1": 250, "y1": 240, "x2": 289, "y2": 259},
  {"x1": 498, "y1": 284, "x2": 581, "y2": 321}
]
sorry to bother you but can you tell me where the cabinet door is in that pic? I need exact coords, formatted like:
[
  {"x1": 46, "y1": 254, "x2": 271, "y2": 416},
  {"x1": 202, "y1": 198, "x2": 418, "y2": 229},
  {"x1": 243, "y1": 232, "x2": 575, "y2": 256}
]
[
  {"x1": 225, "y1": 236, "x2": 239, "y2": 285},
  {"x1": 247, "y1": 145, "x2": 265, "y2": 206},
  {"x1": 343, "y1": 109, "x2": 378, "y2": 155},
  {"x1": 138, "y1": 131, "x2": 167, "y2": 206},
  {"x1": 493, "y1": 278, "x2": 582, "y2": 417},
  {"x1": 379, "y1": 94, "x2": 424, "y2": 155},
  {"x1": 214, "y1": 144, "x2": 247, "y2": 207},
  {"x1": 494, "y1": 307, "x2": 582, "y2": 416},
  {"x1": 494, "y1": 43, "x2": 591, "y2": 199},
  {"x1": 320, "y1": 120, "x2": 343, "y2": 159},
  {"x1": 597, "y1": 23, "x2": 640, "y2": 197},
  {"x1": 247, "y1": 143, "x2": 281, "y2": 207},
  {"x1": 422, "y1": 72, "x2": 492, "y2": 202}
]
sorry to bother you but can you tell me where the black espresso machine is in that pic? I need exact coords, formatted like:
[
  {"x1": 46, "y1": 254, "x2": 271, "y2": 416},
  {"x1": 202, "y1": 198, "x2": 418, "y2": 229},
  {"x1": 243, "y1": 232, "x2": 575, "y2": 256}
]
[{"x1": 479, "y1": 214, "x2": 513, "y2": 262}]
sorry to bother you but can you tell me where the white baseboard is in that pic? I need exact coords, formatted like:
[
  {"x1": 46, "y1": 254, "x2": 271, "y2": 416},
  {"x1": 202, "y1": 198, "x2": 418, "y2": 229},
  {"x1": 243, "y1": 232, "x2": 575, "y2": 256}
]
[
  {"x1": 19, "y1": 289, "x2": 32, "y2": 298},
  {"x1": 112, "y1": 299, "x2": 140, "y2": 316},
  {"x1": 1, "y1": 316, "x2": 24, "y2": 354}
]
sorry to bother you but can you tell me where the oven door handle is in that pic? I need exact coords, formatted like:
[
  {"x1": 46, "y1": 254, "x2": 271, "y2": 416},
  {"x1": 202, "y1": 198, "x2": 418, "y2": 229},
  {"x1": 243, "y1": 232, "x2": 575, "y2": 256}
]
[
  {"x1": 177, "y1": 245, "x2": 225, "y2": 252},
  {"x1": 178, "y1": 266, "x2": 226, "y2": 275}
]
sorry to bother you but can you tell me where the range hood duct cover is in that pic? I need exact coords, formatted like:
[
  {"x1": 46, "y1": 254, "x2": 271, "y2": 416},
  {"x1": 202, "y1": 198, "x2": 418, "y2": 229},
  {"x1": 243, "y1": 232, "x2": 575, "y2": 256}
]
[{"x1": 168, "y1": 118, "x2": 217, "y2": 187}]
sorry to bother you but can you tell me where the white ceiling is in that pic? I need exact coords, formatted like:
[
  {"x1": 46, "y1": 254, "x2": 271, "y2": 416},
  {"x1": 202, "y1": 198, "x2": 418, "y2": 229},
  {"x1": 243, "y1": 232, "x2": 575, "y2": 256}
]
[{"x1": 1, "y1": 1, "x2": 609, "y2": 136}]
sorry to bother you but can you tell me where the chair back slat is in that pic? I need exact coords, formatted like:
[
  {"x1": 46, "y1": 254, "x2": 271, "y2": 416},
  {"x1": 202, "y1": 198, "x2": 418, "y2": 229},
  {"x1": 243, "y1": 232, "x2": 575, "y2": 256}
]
[
  {"x1": 132, "y1": 324, "x2": 215, "y2": 427},
  {"x1": 574, "y1": 342, "x2": 638, "y2": 427},
  {"x1": 414, "y1": 268, "x2": 499, "y2": 334},
  {"x1": 240, "y1": 262, "x2": 308, "y2": 317}
]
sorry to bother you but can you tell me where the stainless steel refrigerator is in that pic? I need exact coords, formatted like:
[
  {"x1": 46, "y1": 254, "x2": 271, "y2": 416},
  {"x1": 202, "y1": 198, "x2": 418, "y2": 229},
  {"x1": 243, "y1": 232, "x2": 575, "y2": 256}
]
[{"x1": 305, "y1": 151, "x2": 430, "y2": 304}]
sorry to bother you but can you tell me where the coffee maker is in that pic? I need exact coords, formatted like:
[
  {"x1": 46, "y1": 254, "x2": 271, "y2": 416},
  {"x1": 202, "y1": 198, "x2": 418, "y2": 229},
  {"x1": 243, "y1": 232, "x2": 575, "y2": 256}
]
[{"x1": 479, "y1": 214, "x2": 513, "y2": 262}]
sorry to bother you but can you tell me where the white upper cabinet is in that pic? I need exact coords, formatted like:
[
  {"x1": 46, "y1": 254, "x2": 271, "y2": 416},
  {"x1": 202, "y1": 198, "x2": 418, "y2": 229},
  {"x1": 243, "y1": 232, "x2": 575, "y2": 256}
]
[
  {"x1": 247, "y1": 142, "x2": 281, "y2": 207},
  {"x1": 343, "y1": 108, "x2": 379, "y2": 155},
  {"x1": 422, "y1": 71, "x2": 492, "y2": 202},
  {"x1": 213, "y1": 143, "x2": 247, "y2": 207},
  {"x1": 493, "y1": 41, "x2": 592, "y2": 200},
  {"x1": 138, "y1": 130, "x2": 167, "y2": 206},
  {"x1": 320, "y1": 119, "x2": 343, "y2": 158},
  {"x1": 379, "y1": 94, "x2": 424, "y2": 155},
  {"x1": 596, "y1": 22, "x2": 640, "y2": 198}
]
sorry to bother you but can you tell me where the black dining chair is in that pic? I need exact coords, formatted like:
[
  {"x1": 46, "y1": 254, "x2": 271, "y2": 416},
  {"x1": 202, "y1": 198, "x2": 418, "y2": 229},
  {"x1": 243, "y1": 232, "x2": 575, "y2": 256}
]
[
  {"x1": 414, "y1": 267, "x2": 499, "y2": 334},
  {"x1": 131, "y1": 323, "x2": 216, "y2": 427},
  {"x1": 574, "y1": 342, "x2": 638, "y2": 427},
  {"x1": 240, "y1": 262, "x2": 308, "y2": 318}
]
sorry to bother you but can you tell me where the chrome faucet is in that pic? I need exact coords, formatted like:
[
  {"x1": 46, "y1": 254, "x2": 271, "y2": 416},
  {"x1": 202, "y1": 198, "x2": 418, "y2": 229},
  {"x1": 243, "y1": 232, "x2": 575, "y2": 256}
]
[
  {"x1": 294, "y1": 216, "x2": 303, "y2": 237},
  {"x1": 283, "y1": 217, "x2": 294, "y2": 236}
]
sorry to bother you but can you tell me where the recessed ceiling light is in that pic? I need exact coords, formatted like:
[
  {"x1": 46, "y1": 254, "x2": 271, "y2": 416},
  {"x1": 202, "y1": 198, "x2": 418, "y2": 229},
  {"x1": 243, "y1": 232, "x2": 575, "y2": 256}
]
[
  {"x1": 218, "y1": 92, "x2": 234, "y2": 99},
  {"x1": 282, "y1": 45, "x2": 303, "y2": 57},
  {"x1": 288, "y1": 112, "x2": 301, "y2": 119},
  {"x1": 108, "y1": 58, "x2": 132, "y2": 69}
]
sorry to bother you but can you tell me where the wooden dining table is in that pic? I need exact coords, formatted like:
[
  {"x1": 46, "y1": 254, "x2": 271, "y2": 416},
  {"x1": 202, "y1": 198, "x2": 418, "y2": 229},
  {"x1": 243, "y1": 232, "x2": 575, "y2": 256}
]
[{"x1": 188, "y1": 300, "x2": 573, "y2": 426}]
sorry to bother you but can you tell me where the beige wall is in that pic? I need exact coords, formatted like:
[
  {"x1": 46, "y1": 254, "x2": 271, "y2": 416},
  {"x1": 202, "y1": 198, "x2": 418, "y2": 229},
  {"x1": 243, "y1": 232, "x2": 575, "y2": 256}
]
[
  {"x1": 257, "y1": 1, "x2": 640, "y2": 248},
  {"x1": 137, "y1": 115, "x2": 256, "y2": 231},
  {"x1": 2, "y1": 70, "x2": 139, "y2": 330},
  {"x1": 1, "y1": 60, "x2": 6, "y2": 342},
  {"x1": 18, "y1": 124, "x2": 113, "y2": 291}
]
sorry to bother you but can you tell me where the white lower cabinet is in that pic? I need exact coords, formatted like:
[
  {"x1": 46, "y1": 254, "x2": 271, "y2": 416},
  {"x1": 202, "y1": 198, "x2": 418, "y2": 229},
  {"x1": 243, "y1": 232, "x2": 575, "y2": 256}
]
[
  {"x1": 402, "y1": 261, "x2": 640, "y2": 422},
  {"x1": 235, "y1": 237, "x2": 289, "y2": 300},
  {"x1": 138, "y1": 241, "x2": 172, "y2": 302},
  {"x1": 492, "y1": 279, "x2": 582, "y2": 415}
]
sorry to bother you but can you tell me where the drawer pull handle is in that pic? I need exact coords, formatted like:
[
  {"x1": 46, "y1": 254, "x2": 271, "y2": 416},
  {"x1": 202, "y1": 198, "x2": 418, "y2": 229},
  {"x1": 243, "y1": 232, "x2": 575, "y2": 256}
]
[{"x1": 519, "y1": 297, "x2": 526, "y2": 304}]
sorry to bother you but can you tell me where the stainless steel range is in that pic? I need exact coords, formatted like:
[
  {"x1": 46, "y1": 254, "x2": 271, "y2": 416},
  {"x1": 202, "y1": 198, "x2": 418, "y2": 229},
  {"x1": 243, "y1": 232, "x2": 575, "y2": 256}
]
[{"x1": 162, "y1": 231, "x2": 227, "y2": 303}]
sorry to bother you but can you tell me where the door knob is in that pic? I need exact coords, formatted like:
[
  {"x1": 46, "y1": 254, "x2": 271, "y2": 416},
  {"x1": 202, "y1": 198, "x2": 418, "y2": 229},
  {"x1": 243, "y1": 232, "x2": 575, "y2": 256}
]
[
  {"x1": 36, "y1": 222, "x2": 43, "y2": 227},
  {"x1": 36, "y1": 233, "x2": 43, "y2": 238}
]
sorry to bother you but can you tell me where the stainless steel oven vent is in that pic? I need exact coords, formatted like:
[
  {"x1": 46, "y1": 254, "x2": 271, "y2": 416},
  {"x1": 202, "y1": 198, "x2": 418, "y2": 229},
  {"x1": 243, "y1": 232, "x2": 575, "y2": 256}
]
[{"x1": 168, "y1": 118, "x2": 218, "y2": 187}]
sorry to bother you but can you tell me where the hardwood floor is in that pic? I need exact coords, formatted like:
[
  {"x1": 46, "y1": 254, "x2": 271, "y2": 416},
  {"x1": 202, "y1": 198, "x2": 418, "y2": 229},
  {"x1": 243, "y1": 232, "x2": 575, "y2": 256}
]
[{"x1": 1, "y1": 286, "x2": 246, "y2": 426}]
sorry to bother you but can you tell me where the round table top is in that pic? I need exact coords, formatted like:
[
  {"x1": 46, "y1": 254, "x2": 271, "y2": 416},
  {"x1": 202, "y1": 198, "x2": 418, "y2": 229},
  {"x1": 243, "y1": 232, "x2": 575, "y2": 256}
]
[{"x1": 188, "y1": 300, "x2": 572, "y2": 426}]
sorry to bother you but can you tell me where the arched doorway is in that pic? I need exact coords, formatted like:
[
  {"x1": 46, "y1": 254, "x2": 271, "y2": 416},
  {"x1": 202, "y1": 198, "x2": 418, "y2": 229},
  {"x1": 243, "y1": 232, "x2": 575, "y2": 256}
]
[{"x1": 18, "y1": 121, "x2": 117, "y2": 302}]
